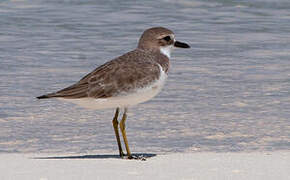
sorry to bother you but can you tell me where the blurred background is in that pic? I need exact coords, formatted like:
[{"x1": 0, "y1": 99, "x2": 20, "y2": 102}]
[{"x1": 0, "y1": 0, "x2": 289, "y2": 154}]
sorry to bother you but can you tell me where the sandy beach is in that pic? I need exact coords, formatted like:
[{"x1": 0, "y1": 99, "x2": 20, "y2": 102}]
[{"x1": 1, "y1": 151, "x2": 289, "y2": 180}]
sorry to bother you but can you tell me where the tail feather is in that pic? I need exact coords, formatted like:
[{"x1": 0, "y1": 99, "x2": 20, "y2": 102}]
[
  {"x1": 37, "y1": 90, "x2": 88, "y2": 99},
  {"x1": 37, "y1": 95, "x2": 49, "y2": 99},
  {"x1": 37, "y1": 93, "x2": 54, "y2": 99},
  {"x1": 37, "y1": 82, "x2": 88, "y2": 99}
]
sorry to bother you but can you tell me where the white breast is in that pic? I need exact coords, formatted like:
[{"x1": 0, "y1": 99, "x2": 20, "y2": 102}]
[{"x1": 61, "y1": 64, "x2": 168, "y2": 110}]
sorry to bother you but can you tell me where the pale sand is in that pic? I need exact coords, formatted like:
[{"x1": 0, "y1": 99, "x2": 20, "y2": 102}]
[{"x1": 0, "y1": 151, "x2": 289, "y2": 180}]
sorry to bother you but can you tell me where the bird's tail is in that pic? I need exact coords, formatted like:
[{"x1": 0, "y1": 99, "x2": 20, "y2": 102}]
[
  {"x1": 37, "y1": 82, "x2": 88, "y2": 99},
  {"x1": 36, "y1": 92, "x2": 59, "y2": 99}
]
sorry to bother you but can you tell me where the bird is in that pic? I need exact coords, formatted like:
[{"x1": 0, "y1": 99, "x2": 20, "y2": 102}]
[{"x1": 37, "y1": 27, "x2": 190, "y2": 159}]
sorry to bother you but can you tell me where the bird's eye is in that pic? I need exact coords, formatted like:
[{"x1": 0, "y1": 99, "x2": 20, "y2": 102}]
[{"x1": 163, "y1": 36, "x2": 171, "y2": 41}]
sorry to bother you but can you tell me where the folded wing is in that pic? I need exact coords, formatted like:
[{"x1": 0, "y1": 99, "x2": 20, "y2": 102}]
[{"x1": 37, "y1": 50, "x2": 161, "y2": 99}]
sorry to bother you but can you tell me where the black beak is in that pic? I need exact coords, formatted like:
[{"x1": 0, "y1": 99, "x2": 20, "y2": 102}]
[{"x1": 174, "y1": 41, "x2": 190, "y2": 48}]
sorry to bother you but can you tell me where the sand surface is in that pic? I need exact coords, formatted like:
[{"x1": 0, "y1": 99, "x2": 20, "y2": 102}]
[{"x1": 1, "y1": 151, "x2": 289, "y2": 180}]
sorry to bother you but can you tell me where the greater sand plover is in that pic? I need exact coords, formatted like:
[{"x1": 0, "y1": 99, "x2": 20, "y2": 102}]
[{"x1": 37, "y1": 27, "x2": 190, "y2": 159}]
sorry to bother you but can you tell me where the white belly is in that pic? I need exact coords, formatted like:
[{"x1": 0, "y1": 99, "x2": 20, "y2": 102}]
[{"x1": 60, "y1": 66, "x2": 167, "y2": 110}]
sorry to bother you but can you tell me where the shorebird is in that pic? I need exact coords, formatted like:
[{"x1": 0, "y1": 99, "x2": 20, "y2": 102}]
[{"x1": 37, "y1": 27, "x2": 190, "y2": 159}]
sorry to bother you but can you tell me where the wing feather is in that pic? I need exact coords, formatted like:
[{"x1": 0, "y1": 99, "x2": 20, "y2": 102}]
[{"x1": 37, "y1": 49, "x2": 162, "y2": 99}]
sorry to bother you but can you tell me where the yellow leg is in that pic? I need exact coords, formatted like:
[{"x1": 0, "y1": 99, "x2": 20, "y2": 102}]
[
  {"x1": 119, "y1": 108, "x2": 132, "y2": 158},
  {"x1": 112, "y1": 108, "x2": 124, "y2": 157}
]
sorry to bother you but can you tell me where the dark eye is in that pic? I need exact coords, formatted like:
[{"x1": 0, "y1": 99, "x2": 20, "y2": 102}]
[{"x1": 163, "y1": 36, "x2": 171, "y2": 41}]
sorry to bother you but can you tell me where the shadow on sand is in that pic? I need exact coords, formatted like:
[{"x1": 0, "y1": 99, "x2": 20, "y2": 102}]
[{"x1": 33, "y1": 153, "x2": 157, "y2": 160}]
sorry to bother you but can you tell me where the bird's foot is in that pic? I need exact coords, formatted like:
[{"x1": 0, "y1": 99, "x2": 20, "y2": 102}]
[
  {"x1": 123, "y1": 154, "x2": 147, "y2": 161},
  {"x1": 119, "y1": 151, "x2": 125, "y2": 158}
]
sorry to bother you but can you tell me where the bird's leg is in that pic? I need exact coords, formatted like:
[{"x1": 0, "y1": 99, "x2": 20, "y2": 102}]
[
  {"x1": 119, "y1": 108, "x2": 132, "y2": 158},
  {"x1": 112, "y1": 108, "x2": 124, "y2": 157}
]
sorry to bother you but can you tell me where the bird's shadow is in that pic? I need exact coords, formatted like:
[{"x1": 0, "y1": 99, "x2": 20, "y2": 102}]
[{"x1": 33, "y1": 153, "x2": 157, "y2": 160}]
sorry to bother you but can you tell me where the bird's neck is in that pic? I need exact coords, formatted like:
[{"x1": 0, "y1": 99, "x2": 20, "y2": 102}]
[
  {"x1": 159, "y1": 45, "x2": 173, "y2": 58},
  {"x1": 136, "y1": 48, "x2": 170, "y2": 73}
]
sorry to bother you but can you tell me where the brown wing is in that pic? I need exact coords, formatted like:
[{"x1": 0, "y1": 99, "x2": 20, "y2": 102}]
[{"x1": 37, "y1": 50, "x2": 161, "y2": 99}]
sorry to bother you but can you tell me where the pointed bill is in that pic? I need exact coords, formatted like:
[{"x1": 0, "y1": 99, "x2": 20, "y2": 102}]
[{"x1": 174, "y1": 41, "x2": 190, "y2": 48}]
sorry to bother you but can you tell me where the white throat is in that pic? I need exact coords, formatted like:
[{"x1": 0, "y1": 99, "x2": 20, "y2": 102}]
[{"x1": 160, "y1": 45, "x2": 173, "y2": 58}]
